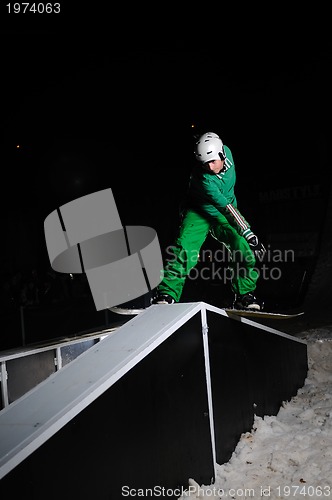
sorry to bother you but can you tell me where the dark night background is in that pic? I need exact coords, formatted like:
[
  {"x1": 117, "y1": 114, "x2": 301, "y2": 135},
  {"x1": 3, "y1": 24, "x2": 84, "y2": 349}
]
[{"x1": 0, "y1": 6, "x2": 330, "y2": 347}]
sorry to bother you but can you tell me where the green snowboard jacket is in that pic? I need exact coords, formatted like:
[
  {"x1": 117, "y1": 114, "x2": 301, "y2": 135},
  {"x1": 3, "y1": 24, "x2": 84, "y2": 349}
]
[{"x1": 186, "y1": 145, "x2": 253, "y2": 240}]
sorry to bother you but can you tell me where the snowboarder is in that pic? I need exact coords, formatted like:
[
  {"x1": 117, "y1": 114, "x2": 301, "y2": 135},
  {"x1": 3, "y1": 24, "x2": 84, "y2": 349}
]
[{"x1": 151, "y1": 131, "x2": 266, "y2": 310}]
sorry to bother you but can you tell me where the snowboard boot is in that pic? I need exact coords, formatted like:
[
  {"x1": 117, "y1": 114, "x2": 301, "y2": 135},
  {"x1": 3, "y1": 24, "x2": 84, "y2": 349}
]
[
  {"x1": 233, "y1": 292, "x2": 262, "y2": 311},
  {"x1": 151, "y1": 293, "x2": 175, "y2": 305}
]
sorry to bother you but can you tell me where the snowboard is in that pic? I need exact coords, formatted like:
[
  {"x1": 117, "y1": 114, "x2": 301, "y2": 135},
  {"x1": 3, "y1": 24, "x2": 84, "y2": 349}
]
[
  {"x1": 223, "y1": 308, "x2": 304, "y2": 320},
  {"x1": 109, "y1": 306, "x2": 147, "y2": 315},
  {"x1": 109, "y1": 305, "x2": 304, "y2": 319}
]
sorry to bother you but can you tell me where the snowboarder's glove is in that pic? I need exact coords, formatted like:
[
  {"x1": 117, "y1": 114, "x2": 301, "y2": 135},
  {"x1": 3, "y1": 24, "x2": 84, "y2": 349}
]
[{"x1": 246, "y1": 234, "x2": 267, "y2": 261}]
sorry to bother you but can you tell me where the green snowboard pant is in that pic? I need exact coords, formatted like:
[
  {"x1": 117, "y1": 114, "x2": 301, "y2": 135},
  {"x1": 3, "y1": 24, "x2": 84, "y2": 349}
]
[{"x1": 157, "y1": 209, "x2": 259, "y2": 302}]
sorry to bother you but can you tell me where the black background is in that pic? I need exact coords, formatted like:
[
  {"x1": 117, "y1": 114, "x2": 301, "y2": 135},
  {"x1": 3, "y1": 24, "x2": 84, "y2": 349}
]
[{"x1": 0, "y1": 4, "x2": 330, "y2": 281}]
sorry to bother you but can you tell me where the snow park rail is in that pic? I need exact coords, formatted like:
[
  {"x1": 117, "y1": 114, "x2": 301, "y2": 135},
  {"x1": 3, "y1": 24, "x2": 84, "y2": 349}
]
[{"x1": 0, "y1": 302, "x2": 307, "y2": 498}]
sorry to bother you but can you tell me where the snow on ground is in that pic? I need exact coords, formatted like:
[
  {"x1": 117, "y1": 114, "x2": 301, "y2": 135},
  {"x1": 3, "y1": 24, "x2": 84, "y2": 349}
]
[{"x1": 179, "y1": 327, "x2": 332, "y2": 500}]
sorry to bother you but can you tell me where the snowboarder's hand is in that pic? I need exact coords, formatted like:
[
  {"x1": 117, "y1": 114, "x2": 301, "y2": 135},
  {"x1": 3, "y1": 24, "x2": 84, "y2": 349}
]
[{"x1": 247, "y1": 234, "x2": 266, "y2": 261}]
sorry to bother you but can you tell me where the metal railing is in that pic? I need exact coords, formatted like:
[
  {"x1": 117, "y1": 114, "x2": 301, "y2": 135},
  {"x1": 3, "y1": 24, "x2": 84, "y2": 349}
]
[{"x1": 0, "y1": 326, "x2": 117, "y2": 410}]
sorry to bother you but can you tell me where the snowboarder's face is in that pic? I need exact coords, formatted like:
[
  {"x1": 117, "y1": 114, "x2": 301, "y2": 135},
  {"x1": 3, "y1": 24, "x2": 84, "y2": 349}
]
[{"x1": 202, "y1": 159, "x2": 225, "y2": 174}]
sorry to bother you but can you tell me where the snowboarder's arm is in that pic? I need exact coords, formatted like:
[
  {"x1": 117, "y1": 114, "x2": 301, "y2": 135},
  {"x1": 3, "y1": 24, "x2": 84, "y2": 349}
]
[
  {"x1": 199, "y1": 200, "x2": 251, "y2": 234},
  {"x1": 200, "y1": 199, "x2": 266, "y2": 259}
]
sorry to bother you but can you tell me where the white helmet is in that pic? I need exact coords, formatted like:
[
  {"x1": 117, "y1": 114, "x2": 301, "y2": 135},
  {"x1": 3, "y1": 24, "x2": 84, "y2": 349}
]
[{"x1": 195, "y1": 132, "x2": 226, "y2": 163}]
